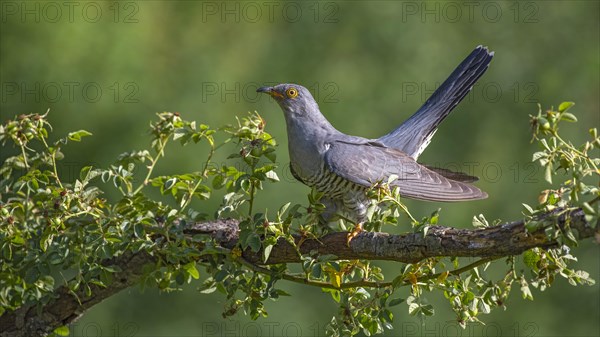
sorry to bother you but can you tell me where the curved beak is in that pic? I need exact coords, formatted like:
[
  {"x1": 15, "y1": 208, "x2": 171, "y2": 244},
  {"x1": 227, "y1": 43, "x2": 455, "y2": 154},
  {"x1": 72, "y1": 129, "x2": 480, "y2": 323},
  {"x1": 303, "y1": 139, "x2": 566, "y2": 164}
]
[{"x1": 257, "y1": 86, "x2": 283, "y2": 99}]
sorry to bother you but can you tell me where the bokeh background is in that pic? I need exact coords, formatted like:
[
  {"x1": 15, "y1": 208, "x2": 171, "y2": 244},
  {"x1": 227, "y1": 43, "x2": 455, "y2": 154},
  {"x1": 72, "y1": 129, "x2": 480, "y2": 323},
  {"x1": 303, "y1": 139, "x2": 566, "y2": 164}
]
[{"x1": 1, "y1": 1, "x2": 599, "y2": 336}]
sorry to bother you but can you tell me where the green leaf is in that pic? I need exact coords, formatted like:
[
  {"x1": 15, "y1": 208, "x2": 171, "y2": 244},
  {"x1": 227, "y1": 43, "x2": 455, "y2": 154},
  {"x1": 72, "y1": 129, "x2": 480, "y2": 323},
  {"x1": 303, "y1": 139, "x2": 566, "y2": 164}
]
[
  {"x1": 560, "y1": 112, "x2": 578, "y2": 122},
  {"x1": 582, "y1": 202, "x2": 596, "y2": 215},
  {"x1": 472, "y1": 214, "x2": 490, "y2": 228},
  {"x1": 408, "y1": 302, "x2": 420, "y2": 315},
  {"x1": 212, "y1": 174, "x2": 225, "y2": 189},
  {"x1": 388, "y1": 297, "x2": 405, "y2": 307},
  {"x1": 263, "y1": 244, "x2": 273, "y2": 263},
  {"x1": 317, "y1": 254, "x2": 338, "y2": 262},
  {"x1": 311, "y1": 264, "x2": 322, "y2": 279},
  {"x1": 558, "y1": 101, "x2": 575, "y2": 112},
  {"x1": 173, "y1": 128, "x2": 188, "y2": 141},
  {"x1": 183, "y1": 262, "x2": 200, "y2": 279},
  {"x1": 133, "y1": 223, "x2": 145, "y2": 238},
  {"x1": 67, "y1": 129, "x2": 92, "y2": 141},
  {"x1": 540, "y1": 138, "x2": 550, "y2": 151},
  {"x1": 544, "y1": 163, "x2": 553, "y2": 184},
  {"x1": 523, "y1": 249, "x2": 540, "y2": 269},
  {"x1": 525, "y1": 220, "x2": 540, "y2": 232},
  {"x1": 421, "y1": 304, "x2": 434, "y2": 316},
  {"x1": 564, "y1": 228, "x2": 578, "y2": 246},
  {"x1": 246, "y1": 233, "x2": 262, "y2": 252},
  {"x1": 532, "y1": 151, "x2": 546, "y2": 162},
  {"x1": 214, "y1": 269, "x2": 229, "y2": 282},
  {"x1": 277, "y1": 202, "x2": 291, "y2": 217},
  {"x1": 276, "y1": 289, "x2": 291, "y2": 296},
  {"x1": 200, "y1": 286, "x2": 217, "y2": 294},
  {"x1": 522, "y1": 203, "x2": 534, "y2": 215},
  {"x1": 265, "y1": 151, "x2": 277, "y2": 162},
  {"x1": 80, "y1": 165, "x2": 92, "y2": 181},
  {"x1": 323, "y1": 288, "x2": 341, "y2": 303},
  {"x1": 163, "y1": 178, "x2": 177, "y2": 191},
  {"x1": 479, "y1": 300, "x2": 491, "y2": 314},
  {"x1": 265, "y1": 170, "x2": 279, "y2": 182},
  {"x1": 53, "y1": 326, "x2": 70, "y2": 336},
  {"x1": 520, "y1": 278, "x2": 534, "y2": 300}
]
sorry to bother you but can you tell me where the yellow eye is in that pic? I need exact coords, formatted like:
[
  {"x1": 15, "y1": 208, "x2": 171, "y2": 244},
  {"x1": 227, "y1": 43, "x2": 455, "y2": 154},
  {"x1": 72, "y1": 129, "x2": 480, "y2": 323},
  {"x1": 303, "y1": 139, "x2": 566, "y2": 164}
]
[{"x1": 286, "y1": 88, "x2": 298, "y2": 98}]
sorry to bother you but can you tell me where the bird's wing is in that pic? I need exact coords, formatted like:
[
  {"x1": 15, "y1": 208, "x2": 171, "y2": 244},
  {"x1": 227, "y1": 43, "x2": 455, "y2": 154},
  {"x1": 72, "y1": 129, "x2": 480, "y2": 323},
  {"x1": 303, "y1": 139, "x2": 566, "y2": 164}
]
[
  {"x1": 324, "y1": 140, "x2": 487, "y2": 202},
  {"x1": 377, "y1": 45, "x2": 494, "y2": 159},
  {"x1": 424, "y1": 165, "x2": 479, "y2": 183}
]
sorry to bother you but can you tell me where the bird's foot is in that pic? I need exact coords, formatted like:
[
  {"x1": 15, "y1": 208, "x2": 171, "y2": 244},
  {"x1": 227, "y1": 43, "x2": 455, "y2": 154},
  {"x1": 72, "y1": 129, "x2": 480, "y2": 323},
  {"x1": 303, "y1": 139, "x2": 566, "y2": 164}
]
[{"x1": 347, "y1": 223, "x2": 363, "y2": 246}]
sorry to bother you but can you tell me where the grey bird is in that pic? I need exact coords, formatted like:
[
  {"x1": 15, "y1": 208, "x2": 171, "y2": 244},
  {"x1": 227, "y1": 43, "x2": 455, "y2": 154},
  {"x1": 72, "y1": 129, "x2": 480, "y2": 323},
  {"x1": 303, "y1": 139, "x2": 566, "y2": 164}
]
[{"x1": 257, "y1": 45, "x2": 493, "y2": 237}]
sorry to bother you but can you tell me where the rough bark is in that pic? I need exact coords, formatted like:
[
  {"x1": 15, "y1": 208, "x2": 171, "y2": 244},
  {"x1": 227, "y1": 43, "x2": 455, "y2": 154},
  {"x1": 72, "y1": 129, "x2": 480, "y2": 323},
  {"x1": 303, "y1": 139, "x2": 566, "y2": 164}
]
[{"x1": 1, "y1": 209, "x2": 597, "y2": 337}]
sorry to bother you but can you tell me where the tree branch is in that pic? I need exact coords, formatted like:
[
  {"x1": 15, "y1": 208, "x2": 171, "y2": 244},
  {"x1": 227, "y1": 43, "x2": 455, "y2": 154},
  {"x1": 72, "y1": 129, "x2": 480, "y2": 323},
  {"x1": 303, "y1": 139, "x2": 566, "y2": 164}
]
[
  {"x1": 186, "y1": 209, "x2": 597, "y2": 265},
  {"x1": 1, "y1": 209, "x2": 597, "y2": 337}
]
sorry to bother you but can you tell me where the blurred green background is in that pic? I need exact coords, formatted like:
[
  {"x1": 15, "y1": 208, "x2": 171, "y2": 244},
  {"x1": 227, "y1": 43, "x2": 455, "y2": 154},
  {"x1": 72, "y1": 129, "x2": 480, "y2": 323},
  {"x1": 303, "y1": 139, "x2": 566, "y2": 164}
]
[{"x1": 1, "y1": 1, "x2": 599, "y2": 336}]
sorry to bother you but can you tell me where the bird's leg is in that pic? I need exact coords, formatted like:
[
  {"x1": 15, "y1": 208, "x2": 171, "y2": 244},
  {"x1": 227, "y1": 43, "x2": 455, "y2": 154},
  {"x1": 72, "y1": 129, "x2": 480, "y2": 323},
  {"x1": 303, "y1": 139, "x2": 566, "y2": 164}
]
[{"x1": 347, "y1": 222, "x2": 364, "y2": 246}]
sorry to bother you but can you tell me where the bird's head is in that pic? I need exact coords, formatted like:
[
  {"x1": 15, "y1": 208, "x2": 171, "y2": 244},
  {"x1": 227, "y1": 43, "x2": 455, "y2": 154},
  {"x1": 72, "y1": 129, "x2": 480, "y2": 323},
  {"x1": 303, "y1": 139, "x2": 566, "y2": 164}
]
[{"x1": 257, "y1": 84, "x2": 319, "y2": 117}]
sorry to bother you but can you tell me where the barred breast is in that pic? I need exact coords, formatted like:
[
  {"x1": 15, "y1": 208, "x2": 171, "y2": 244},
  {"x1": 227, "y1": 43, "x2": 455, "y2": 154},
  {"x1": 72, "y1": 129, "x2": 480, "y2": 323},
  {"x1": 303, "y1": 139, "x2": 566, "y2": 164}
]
[{"x1": 290, "y1": 161, "x2": 369, "y2": 223}]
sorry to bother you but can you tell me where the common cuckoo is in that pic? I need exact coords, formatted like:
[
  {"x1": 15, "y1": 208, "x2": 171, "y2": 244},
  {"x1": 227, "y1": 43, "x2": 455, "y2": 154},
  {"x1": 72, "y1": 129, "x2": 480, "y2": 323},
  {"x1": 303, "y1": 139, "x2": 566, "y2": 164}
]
[{"x1": 257, "y1": 46, "x2": 493, "y2": 237}]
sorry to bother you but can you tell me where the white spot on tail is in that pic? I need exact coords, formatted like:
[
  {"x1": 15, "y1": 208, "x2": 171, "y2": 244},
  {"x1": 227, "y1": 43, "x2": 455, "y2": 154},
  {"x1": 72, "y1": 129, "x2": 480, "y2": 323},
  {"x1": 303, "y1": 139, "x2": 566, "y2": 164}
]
[{"x1": 413, "y1": 129, "x2": 437, "y2": 159}]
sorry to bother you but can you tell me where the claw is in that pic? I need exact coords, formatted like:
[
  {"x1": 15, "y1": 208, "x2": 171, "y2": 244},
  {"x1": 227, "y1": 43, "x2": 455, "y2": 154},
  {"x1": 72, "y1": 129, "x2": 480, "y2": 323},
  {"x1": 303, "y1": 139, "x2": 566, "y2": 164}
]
[{"x1": 346, "y1": 223, "x2": 363, "y2": 246}]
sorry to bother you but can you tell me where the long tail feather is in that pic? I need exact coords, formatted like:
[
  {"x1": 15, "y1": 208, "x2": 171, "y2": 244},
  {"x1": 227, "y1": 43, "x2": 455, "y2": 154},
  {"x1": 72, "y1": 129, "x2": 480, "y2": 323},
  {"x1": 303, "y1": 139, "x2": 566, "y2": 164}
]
[{"x1": 378, "y1": 45, "x2": 494, "y2": 159}]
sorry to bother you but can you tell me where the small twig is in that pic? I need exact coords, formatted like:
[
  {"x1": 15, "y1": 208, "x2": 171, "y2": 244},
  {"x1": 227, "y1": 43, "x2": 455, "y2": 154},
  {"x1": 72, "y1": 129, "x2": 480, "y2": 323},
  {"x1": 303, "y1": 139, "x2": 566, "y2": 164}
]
[
  {"x1": 237, "y1": 255, "x2": 501, "y2": 290},
  {"x1": 237, "y1": 256, "x2": 390, "y2": 290},
  {"x1": 134, "y1": 136, "x2": 168, "y2": 195},
  {"x1": 421, "y1": 256, "x2": 500, "y2": 282},
  {"x1": 19, "y1": 143, "x2": 29, "y2": 170},
  {"x1": 39, "y1": 136, "x2": 64, "y2": 189},
  {"x1": 248, "y1": 179, "x2": 256, "y2": 217}
]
